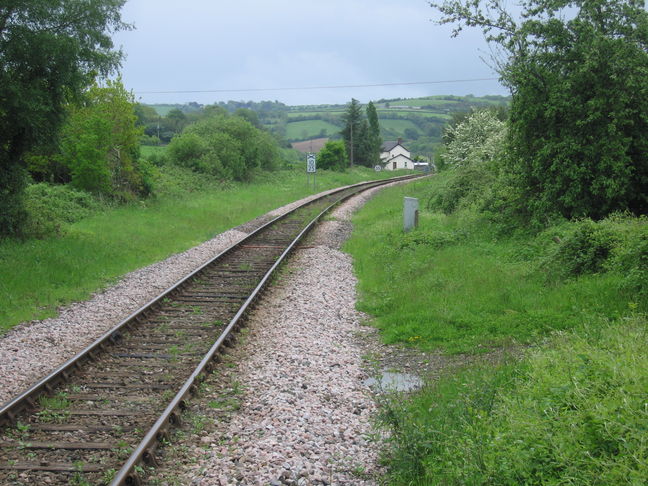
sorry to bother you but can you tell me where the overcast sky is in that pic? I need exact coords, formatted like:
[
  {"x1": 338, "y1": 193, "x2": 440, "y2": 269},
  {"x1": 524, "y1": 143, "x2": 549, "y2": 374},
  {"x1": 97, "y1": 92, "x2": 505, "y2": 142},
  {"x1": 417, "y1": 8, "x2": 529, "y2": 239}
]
[{"x1": 112, "y1": 0, "x2": 508, "y2": 106}]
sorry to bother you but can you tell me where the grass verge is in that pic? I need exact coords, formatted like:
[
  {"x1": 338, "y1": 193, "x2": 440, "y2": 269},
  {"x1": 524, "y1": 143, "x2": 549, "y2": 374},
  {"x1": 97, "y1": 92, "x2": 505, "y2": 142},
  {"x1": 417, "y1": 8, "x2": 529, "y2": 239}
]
[
  {"x1": 344, "y1": 173, "x2": 647, "y2": 484},
  {"x1": 0, "y1": 166, "x2": 401, "y2": 332}
]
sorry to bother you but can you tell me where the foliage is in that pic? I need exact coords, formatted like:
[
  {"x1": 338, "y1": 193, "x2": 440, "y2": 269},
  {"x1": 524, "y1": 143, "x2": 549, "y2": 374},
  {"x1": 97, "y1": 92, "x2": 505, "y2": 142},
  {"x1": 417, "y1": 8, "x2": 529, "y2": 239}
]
[
  {"x1": 59, "y1": 80, "x2": 149, "y2": 200},
  {"x1": 427, "y1": 161, "x2": 496, "y2": 214},
  {"x1": 379, "y1": 318, "x2": 648, "y2": 485},
  {"x1": 432, "y1": 0, "x2": 648, "y2": 221},
  {"x1": 346, "y1": 175, "x2": 643, "y2": 353},
  {"x1": 167, "y1": 113, "x2": 279, "y2": 181},
  {"x1": 22, "y1": 184, "x2": 102, "y2": 239},
  {"x1": 316, "y1": 140, "x2": 348, "y2": 171},
  {"x1": 539, "y1": 215, "x2": 648, "y2": 297},
  {"x1": 425, "y1": 110, "x2": 505, "y2": 214},
  {"x1": 340, "y1": 98, "x2": 384, "y2": 167},
  {"x1": 340, "y1": 98, "x2": 364, "y2": 167},
  {"x1": 346, "y1": 178, "x2": 647, "y2": 484},
  {"x1": 442, "y1": 109, "x2": 507, "y2": 168},
  {"x1": 0, "y1": 0, "x2": 128, "y2": 237},
  {"x1": 541, "y1": 219, "x2": 620, "y2": 279},
  {"x1": 365, "y1": 101, "x2": 383, "y2": 166}
]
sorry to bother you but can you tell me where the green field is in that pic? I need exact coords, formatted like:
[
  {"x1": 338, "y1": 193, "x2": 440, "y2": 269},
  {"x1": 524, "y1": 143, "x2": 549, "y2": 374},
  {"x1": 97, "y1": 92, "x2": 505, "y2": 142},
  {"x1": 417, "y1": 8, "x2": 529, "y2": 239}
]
[
  {"x1": 382, "y1": 95, "x2": 509, "y2": 108},
  {"x1": 287, "y1": 111, "x2": 345, "y2": 118},
  {"x1": 140, "y1": 145, "x2": 167, "y2": 158},
  {"x1": 377, "y1": 110, "x2": 451, "y2": 120},
  {"x1": 285, "y1": 119, "x2": 340, "y2": 140},
  {"x1": 379, "y1": 119, "x2": 423, "y2": 136}
]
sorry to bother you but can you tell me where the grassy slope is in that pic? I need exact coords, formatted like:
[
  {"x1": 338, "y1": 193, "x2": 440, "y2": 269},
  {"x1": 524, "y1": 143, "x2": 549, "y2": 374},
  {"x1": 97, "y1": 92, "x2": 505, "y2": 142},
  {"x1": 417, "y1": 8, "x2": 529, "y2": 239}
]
[
  {"x1": 285, "y1": 119, "x2": 340, "y2": 140},
  {"x1": 344, "y1": 174, "x2": 647, "y2": 484},
  {"x1": 380, "y1": 119, "x2": 423, "y2": 136},
  {"x1": 0, "y1": 167, "x2": 397, "y2": 332},
  {"x1": 345, "y1": 177, "x2": 629, "y2": 354}
]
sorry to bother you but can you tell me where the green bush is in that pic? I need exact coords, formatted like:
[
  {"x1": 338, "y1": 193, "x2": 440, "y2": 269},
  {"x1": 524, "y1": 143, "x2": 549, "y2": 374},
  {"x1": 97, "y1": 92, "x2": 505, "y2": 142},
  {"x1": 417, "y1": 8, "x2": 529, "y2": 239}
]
[
  {"x1": 607, "y1": 220, "x2": 648, "y2": 301},
  {"x1": 542, "y1": 219, "x2": 620, "y2": 279},
  {"x1": 427, "y1": 162, "x2": 495, "y2": 214},
  {"x1": 22, "y1": 183, "x2": 101, "y2": 238},
  {"x1": 167, "y1": 114, "x2": 280, "y2": 181}
]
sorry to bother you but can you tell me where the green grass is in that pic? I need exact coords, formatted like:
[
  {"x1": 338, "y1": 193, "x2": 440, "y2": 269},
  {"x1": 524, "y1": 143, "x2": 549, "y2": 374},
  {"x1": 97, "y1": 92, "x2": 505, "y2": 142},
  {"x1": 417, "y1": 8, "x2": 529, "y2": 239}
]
[
  {"x1": 285, "y1": 120, "x2": 340, "y2": 140},
  {"x1": 345, "y1": 177, "x2": 634, "y2": 354},
  {"x1": 286, "y1": 111, "x2": 345, "y2": 118},
  {"x1": 0, "y1": 166, "x2": 399, "y2": 332},
  {"x1": 345, "y1": 173, "x2": 646, "y2": 484},
  {"x1": 377, "y1": 317, "x2": 648, "y2": 485},
  {"x1": 377, "y1": 110, "x2": 452, "y2": 120},
  {"x1": 379, "y1": 119, "x2": 423, "y2": 136},
  {"x1": 140, "y1": 145, "x2": 167, "y2": 158}
]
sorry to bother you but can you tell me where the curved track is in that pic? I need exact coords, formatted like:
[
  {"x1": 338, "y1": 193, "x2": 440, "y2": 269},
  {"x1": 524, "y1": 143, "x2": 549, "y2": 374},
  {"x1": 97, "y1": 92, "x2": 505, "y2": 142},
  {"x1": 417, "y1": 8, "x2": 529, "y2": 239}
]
[{"x1": 0, "y1": 175, "x2": 420, "y2": 485}]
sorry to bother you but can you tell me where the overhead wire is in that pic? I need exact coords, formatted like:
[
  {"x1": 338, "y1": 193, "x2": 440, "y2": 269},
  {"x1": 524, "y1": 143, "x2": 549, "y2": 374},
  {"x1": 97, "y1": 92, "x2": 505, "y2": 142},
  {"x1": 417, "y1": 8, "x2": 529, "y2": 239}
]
[{"x1": 134, "y1": 77, "x2": 500, "y2": 95}]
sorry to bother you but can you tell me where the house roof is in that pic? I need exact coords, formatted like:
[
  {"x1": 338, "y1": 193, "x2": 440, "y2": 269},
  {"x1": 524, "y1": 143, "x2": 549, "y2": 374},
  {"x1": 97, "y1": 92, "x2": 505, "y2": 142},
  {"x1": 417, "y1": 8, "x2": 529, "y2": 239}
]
[
  {"x1": 383, "y1": 153, "x2": 414, "y2": 165},
  {"x1": 381, "y1": 140, "x2": 409, "y2": 152},
  {"x1": 381, "y1": 140, "x2": 400, "y2": 152}
]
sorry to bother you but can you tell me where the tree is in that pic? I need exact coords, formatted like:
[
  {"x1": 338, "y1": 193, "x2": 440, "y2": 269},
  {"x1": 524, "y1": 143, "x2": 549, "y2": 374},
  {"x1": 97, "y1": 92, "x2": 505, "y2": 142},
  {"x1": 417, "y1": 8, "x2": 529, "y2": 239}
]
[
  {"x1": 0, "y1": 0, "x2": 128, "y2": 237},
  {"x1": 340, "y1": 99, "x2": 363, "y2": 167},
  {"x1": 59, "y1": 79, "x2": 147, "y2": 200},
  {"x1": 167, "y1": 112, "x2": 279, "y2": 181},
  {"x1": 365, "y1": 101, "x2": 383, "y2": 166},
  {"x1": 317, "y1": 141, "x2": 348, "y2": 171},
  {"x1": 432, "y1": 0, "x2": 648, "y2": 221},
  {"x1": 341, "y1": 99, "x2": 383, "y2": 167},
  {"x1": 442, "y1": 110, "x2": 507, "y2": 168},
  {"x1": 166, "y1": 109, "x2": 188, "y2": 135}
]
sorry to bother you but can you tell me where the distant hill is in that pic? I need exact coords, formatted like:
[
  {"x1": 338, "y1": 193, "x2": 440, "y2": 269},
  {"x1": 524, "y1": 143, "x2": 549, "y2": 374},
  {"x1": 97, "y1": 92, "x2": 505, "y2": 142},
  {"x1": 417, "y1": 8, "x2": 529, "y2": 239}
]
[
  {"x1": 145, "y1": 94, "x2": 510, "y2": 157},
  {"x1": 280, "y1": 94, "x2": 510, "y2": 157}
]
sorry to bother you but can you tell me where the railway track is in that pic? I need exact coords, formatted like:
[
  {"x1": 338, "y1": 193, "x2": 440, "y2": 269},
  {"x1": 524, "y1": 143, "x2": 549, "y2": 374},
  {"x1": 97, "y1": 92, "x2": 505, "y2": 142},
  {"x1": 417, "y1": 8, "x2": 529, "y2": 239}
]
[{"x1": 0, "y1": 175, "x2": 420, "y2": 485}]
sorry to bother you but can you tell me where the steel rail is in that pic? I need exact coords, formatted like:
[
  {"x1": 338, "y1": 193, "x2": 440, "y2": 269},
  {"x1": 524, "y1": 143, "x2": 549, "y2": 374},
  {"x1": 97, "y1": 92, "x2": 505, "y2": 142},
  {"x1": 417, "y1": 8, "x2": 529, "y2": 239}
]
[{"x1": 0, "y1": 173, "x2": 422, "y2": 485}]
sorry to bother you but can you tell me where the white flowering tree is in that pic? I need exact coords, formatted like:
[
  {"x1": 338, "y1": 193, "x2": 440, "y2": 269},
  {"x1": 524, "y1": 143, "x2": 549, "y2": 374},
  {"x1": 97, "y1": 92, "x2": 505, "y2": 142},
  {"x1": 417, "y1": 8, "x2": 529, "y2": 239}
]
[{"x1": 442, "y1": 110, "x2": 507, "y2": 167}]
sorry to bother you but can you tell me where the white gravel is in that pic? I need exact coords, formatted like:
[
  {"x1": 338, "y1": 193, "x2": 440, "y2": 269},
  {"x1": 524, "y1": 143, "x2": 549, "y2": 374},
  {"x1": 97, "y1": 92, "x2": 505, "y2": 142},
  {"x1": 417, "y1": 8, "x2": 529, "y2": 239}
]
[{"x1": 158, "y1": 181, "x2": 408, "y2": 486}]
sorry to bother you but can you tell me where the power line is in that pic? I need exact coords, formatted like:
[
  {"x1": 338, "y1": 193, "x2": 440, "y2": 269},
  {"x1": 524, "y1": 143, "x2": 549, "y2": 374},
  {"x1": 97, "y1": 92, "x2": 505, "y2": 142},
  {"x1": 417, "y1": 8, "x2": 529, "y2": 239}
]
[{"x1": 135, "y1": 77, "x2": 500, "y2": 95}]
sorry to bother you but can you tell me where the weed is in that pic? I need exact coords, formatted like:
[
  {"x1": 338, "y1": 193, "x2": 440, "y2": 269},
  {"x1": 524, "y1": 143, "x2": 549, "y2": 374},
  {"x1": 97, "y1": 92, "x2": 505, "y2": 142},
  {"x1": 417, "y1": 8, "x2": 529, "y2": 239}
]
[
  {"x1": 69, "y1": 461, "x2": 91, "y2": 486},
  {"x1": 37, "y1": 393, "x2": 71, "y2": 423},
  {"x1": 101, "y1": 468, "x2": 116, "y2": 485}
]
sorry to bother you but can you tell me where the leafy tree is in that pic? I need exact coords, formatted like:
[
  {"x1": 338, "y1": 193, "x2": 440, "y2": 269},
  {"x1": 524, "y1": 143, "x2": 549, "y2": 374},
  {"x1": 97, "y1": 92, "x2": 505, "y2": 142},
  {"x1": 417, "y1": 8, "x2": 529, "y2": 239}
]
[
  {"x1": 432, "y1": 0, "x2": 648, "y2": 222},
  {"x1": 340, "y1": 98, "x2": 364, "y2": 167},
  {"x1": 0, "y1": 0, "x2": 128, "y2": 237},
  {"x1": 442, "y1": 110, "x2": 507, "y2": 168},
  {"x1": 166, "y1": 108, "x2": 188, "y2": 135},
  {"x1": 234, "y1": 108, "x2": 261, "y2": 128},
  {"x1": 341, "y1": 99, "x2": 382, "y2": 167},
  {"x1": 167, "y1": 113, "x2": 279, "y2": 181},
  {"x1": 365, "y1": 102, "x2": 383, "y2": 166},
  {"x1": 59, "y1": 80, "x2": 148, "y2": 200},
  {"x1": 317, "y1": 141, "x2": 348, "y2": 171}
]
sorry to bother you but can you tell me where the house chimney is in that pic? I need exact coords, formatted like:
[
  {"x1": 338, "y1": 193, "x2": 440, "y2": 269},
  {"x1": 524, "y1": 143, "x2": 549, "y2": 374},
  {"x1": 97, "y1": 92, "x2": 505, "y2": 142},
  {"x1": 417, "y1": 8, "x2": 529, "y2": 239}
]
[{"x1": 397, "y1": 137, "x2": 403, "y2": 145}]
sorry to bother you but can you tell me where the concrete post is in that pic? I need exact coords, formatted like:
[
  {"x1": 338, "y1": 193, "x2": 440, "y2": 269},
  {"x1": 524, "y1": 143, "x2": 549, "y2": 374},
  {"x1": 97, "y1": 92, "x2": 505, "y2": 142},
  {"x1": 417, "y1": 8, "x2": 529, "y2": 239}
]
[{"x1": 404, "y1": 197, "x2": 419, "y2": 232}]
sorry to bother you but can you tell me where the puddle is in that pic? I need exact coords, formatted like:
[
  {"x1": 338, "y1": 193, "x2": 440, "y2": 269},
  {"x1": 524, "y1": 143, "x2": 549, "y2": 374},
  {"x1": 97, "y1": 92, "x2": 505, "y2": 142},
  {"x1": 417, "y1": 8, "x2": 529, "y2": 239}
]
[{"x1": 364, "y1": 371, "x2": 423, "y2": 392}]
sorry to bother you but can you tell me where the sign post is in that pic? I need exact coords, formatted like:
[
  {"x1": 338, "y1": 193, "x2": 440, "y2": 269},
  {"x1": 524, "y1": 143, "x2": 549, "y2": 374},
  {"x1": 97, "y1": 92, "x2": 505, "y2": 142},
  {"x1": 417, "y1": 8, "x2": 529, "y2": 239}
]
[
  {"x1": 404, "y1": 197, "x2": 419, "y2": 232},
  {"x1": 306, "y1": 152, "x2": 316, "y2": 189}
]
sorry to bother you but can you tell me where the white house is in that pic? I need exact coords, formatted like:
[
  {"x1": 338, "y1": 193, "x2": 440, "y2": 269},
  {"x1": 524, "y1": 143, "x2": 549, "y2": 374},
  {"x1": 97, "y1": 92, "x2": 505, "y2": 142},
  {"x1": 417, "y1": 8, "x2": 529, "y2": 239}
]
[{"x1": 380, "y1": 139, "x2": 415, "y2": 170}]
